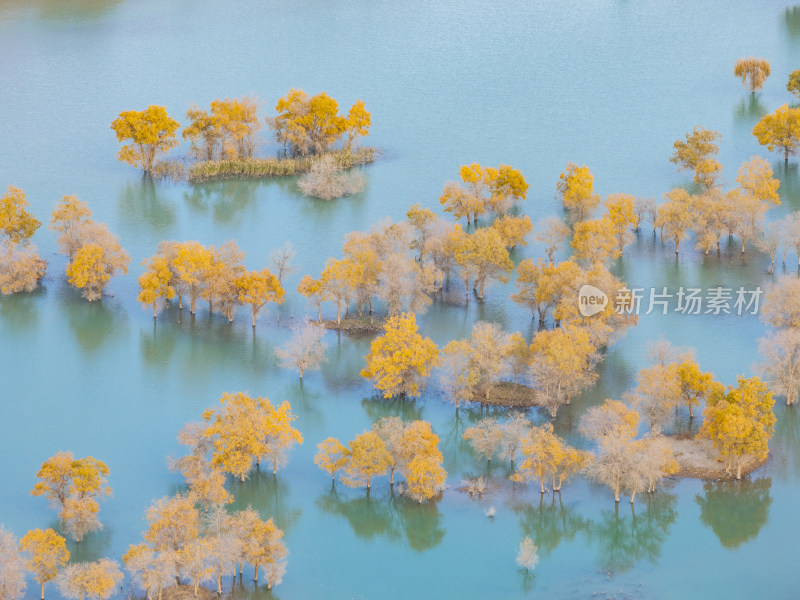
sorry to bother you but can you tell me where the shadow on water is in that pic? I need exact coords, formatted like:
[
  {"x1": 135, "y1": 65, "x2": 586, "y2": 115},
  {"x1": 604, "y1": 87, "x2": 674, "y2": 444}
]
[
  {"x1": 184, "y1": 180, "x2": 265, "y2": 226},
  {"x1": 61, "y1": 292, "x2": 128, "y2": 354},
  {"x1": 585, "y1": 492, "x2": 678, "y2": 575},
  {"x1": 774, "y1": 161, "x2": 800, "y2": 211},
  {"x1": 361, "y1": 394, "x2": 425, "y2": 423},
  {"x1": 229, "y1": 469, "x2": 302, "y2": 534},
  {"x1": 139, "y1": 318, "x2": 177, "y2": 371},
  {"x1": 316, "y1": 487, "x2": 444, "y2": 552},
  {"x1": 118, "y1": 178, "x2": 176, "y2": 233},
  {"x1": 0, "y1": 285, "x2": 44, "y2": 331},
  {"x1": 733, "y1": 95, "x2": 769, "y2": 123},
  {"x1": 513, "y1": 493, "x2": 589, "y2": 559},
  {"x1": 695, "y1": 477, "x2": 772, "y2": 549},
  {"x1": 65, "y1": 525, "x2": 113, "y2": 563},
  {"x1": 785, "y1": 6, "x2": 800, "y2": 38},
  {"x1": 0, "y1": 0, "x2": 123, "y2": 24}
]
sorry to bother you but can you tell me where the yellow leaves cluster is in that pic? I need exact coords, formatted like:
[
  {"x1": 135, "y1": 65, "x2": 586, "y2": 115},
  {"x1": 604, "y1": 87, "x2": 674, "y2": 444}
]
[
  {"x1": 110, "y1": 105, "x2": 180, "y2": 173},
  {"x1": 0, "y1": 186, "x2": 41, "y2": 246},
  {"x1": 327, "y1": 417, "x2": 446, "y2": 501},
  {"x1": 440, "y1": 163, "x2": 528, "y2": 224},
  {"x1": 557, "y1": 163, "x2": 599, "y2": 222},
  {"x1": 57, "y1": 559, "x2": 123, "y2": 600},
  {"x1": 202, "y1": 392, "x2": 303, "y2": 480},
  {"x1": 140, "y1": 240, "x2": 284, "y2": 321},
  {"x1": 734, "y1": 57, "x2": 771, "y2": 93},
  {"x1": 272, "y1": 89, "x2": 371, "y2": 156},
  {"x1": 19, "y1": 528, "x2": 69, "y2": 598},
  {"x1": 30, "y1": 452, "x2": 111, "y2": 543},
  {"x1": 700, "y1": 376, "x2": 776, "y2": 479},
  {"x1": 361, "y1": 312, "x2": 440, "y2": 398},
  {"x1": 753, "y1": 105, "x2": 800, "y2": 162},
  {"x1": 512, "y1": 423, "x2": 590, "y2": 493},
  {"x1": 669, "y1": 126, "x2": 722, "y2": 190},
  {"x1": 183, "y1": 97, "x2": 260, "y2": 160}
]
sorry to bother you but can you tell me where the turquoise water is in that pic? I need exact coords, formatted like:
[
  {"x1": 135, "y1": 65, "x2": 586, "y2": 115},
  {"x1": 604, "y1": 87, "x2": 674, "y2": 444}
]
[{"x1": 0, "y1": 1, "x2": 799, "y2": 598}]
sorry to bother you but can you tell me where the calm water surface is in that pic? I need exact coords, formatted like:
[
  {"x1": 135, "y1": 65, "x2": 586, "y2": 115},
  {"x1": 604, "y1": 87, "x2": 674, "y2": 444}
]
[{"x1": 0, "y1": 1, "x2": 799, "y2": 598}]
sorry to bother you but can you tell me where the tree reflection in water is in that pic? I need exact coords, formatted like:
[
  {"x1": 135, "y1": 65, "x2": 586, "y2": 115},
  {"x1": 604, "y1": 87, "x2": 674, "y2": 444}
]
[
  {"x1": 587, "y1": 492, "x2": 678, "y2": 575},
  {"x1": 695, "y1": 478, "x2": 772, "y2": 549},
  {"x1": 316, "y1": 487, "x2": 444, "y2": 552},
  {"x1": 513, "y1": 493, "x2": 589, "y2": 559},
  {"x1": 229, "y1": 469, "x2": 302, "y2": 534}
]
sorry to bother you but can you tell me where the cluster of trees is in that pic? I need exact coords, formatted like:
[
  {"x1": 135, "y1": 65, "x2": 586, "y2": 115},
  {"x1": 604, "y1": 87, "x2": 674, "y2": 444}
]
[
  {"x1": 111, "y1": 91, "x2": 371, "y2": 174},
  {"x1": 298, "y1": 196, "x2": 536, "y2": 327},
  {"x1": 655, "y1": 133, "x2": 783, "y2": 256},
  {"x1": 358, "y1": 308, "x2": 632, "y2": 419},
  {"x1": 315, "y1": 416, "x2": 446, "y2": 502},
  {"x1": 0, "y1": 186, "x2": 47, "y2": 295},
  {"x1": 439, "y1": 163, "x2": 529, "y2": 224},
  {"x1": 31, "y1": 453, "x2": 111, "y2": 543},
  {"x1": 137, "y1": 240, "x2": 285, "y2": 323},
  {"x1": 51, "y1": 195, "x2": 130, "y2": 301},
  {"x1": 125, "y1": 496, "x2": 287, "y2": 597},
  {"x1": 758, "y1": 276, "x2": 800, "y2": 405}
]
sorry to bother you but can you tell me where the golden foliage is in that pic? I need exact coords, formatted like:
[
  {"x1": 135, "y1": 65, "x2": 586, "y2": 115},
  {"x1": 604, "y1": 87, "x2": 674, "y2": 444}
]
[
  {"x1": 752, "y1": 104, "x2": 800, "y2": 161},
  {"x1": 0, "y1": 186, "x2": 40, "y2": 246},
  {"x1": 19, "y1": 528, "x2": 69, "y2": 598},
  {"x1": 341, "y1": 431, "x2": 392, "y2": 489},
  {"x1": 734, "y1": 57, "x2": 771, "y2": 93},
  {"x1": 314, "y1": 437, "x2": 350, "y2": 480},
  {"x1": 557, "y1": 163, "x2": 600, "y2": 222},
  {"x1": 110, "y1": 105, "x2": 180, "y2": 173},
  {"x1": 361, "y1": 312, "x2": 440, "y2": 398}
]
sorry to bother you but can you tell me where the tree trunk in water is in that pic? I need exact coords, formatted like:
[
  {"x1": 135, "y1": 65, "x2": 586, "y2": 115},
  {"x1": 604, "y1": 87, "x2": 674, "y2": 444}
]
[
  {"x1": 252, "y1": 310, "x2": 257, "y2": 328},
  {"x1": 630, "y1": 490, "x2": 636, "y2": 503},
  {"x1": 153, "y1": 303, "x2": 157, "y2": 318},
  {"x1": 254, "y1": 564, "x2": 259, "y2": 583},
  {"x1": 736, "y1": 461, "x2": 742, "y2": 480},
  {"x1": 40, "y1": 582, "x2": 44, "y2": 600},
  {"x1": 615, "y1": 478, "x2": 620, "y2": 503}
]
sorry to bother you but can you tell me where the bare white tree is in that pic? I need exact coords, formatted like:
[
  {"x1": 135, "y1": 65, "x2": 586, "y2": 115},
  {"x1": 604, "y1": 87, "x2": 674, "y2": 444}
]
[
  {"x1": 758, "y1": 328, "x2": 800, "y2": 406},
  {"x1": 499, "y1": 412, "x2": 531, "y2": 465},
  {"x1": 276, "y1": 320, "x2": 327, "y2": 378},
  {"x1": 270, "y1": 242, "x2": 296, "y2": 284},
  {"x1": 0, "y1": 527, "x2": 26, "y2": 600},
  {"x1": 298, "y1": 155, "x2": 365, "y2": 200},
  {"x1": 516, "y1": 536, "x2": 539, "y2": 571}
]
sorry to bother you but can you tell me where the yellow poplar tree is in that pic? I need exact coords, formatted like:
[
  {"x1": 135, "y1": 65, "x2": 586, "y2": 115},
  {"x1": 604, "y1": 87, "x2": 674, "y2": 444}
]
[
  {"x1": 110, "y1": 105, "x2": 180, "y2": 173},
  {"x1": 345, "y1": 99, "x2": 371, "y2": 150},
  {"x1": 404, "y1": 454, "x2": 447, "y2": 503},
  {"x1": 453, "y1": 227, "x2": 513, "y2": 300},
  {"x1": 19, "y1": 528, "x2": 69, "y2": 600},
  {"x1": 557, "y1": 163, "x2": 600, "y2": 222},
  {"x1": 491, "y1": 214, "x2": 534, "y2": 249},
  {"x1": 137, "y1": 256, "x2": 175, "y2": 318},
  {"x1": 736, "y1": 156, "x2": 781, "y2": 205},
  {"x1": 752, "y1": 104, "x2": 800, "y2": 162},
  {"x1": 314, "y1": 437, "x2": 350, "y2": 481},
  {"x1": 341, "y1": 431, "x2": 391, "y2": 490},
  {"x1": 236, "y1": 268, "x2": 285, "y2": 327},
  {"x1": 0, "y1": 186, "x2": 41, "y2": 246},
  {"x1": 734, "y1": 57, "x2": 771, "y2": 93},
  {"x1": 50, "y1": 195, "x2": 92, "y2": 261},
  {"x1": 604, "y1": 193, "x2": 637, "y2": 253},
  {"x1": 361, "y1": 312, "x2": 440, "y2": 398},
  {"x1": 701, "y1": 376, "x2": 776, "y2": 479},
  {"x1": 56, "y1": 559, "x2": 123, "y2": 600},
  {"x1": 670, "y1": 126, "x2": 722, "y2": 189},
  {"x1": 142, "y1": 494, "x2": 201, "y2": 581},
  {"x1": 571, "y1": 217, "x2": 620, "y2": 265}
]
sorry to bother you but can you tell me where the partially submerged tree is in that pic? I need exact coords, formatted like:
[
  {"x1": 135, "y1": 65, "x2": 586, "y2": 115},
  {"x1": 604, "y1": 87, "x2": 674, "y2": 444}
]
[
  {"x1": 276, "y1": 320, "x2": 327, "y2": 378},
  {"x1": 56, "y1": 559, "x2": 123, "y2": 600},
  {"x1": 110, "y1": 105, "x2": 180, "y2": 173},
  {"x1": 734, "y1": 57, "x2": 771, "y2": 93},
  {"x1": 19, "y1": 528, "x2": 70, "y2": 600},
  {"x1": 669, "y1": 126, "x2": 722, "y2": 189},
  {"x1": 361, "y1": 312, "x2": 440, "y2": 398},
  {"x1": 0, "y1": 527, "x2": 26, "y2": 600},
  {"x1": 298, "y1": 155, "x2": 365, "y2": 200},
  {"x1": 758, "y1": 329, "x2": 800, "y2": 406},
  {"x1": 557, "y1": 163, "x2": 600, "y2": 222},
  {"x1": 700, "y1": 376, "x2": 776, "y2": 480},
  {"x1": 753, "y1": 104, "x2": 800, "y2": 162}
]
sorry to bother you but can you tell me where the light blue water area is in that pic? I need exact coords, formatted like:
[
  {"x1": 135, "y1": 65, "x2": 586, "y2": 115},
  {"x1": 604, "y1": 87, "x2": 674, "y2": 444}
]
[{"x1": 0, "y1": 1, "x2": 799, "y2": 598}]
